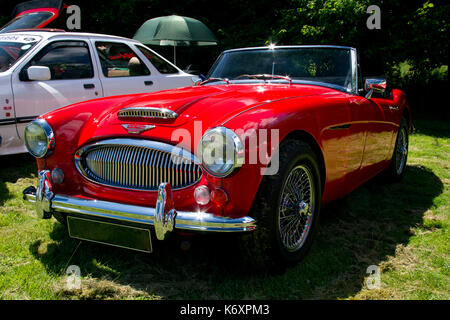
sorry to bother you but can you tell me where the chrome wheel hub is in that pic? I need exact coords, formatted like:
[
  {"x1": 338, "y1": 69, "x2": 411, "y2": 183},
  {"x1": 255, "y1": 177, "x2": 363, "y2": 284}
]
[
  {"x1": 278, "y1": 165, "x2": 315, "y2": 252},
  {"x1": 298, "y1": 201, "x2": 309, "y2": 216}
]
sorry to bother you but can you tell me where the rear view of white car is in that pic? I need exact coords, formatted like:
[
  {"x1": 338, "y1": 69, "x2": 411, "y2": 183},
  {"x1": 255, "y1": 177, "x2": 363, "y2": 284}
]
[{"x1": 0, "y1": 30, "x2": 196, "y2": 155}]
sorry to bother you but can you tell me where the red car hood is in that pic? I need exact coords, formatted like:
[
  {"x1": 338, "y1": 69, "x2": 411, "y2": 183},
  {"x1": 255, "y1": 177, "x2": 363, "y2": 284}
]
[
  {"x1": 48, "y1": 83, "x2": 341, "y2": 151},
  {"x1": 97, "y1": 83, "x2": 338, "y2": 128}
]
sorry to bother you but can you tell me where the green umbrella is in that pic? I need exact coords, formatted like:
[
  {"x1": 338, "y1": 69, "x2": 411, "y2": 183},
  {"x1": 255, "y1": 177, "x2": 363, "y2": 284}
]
[{"x1": 133, "y1": 15, "x2": 217, "y2": 65}]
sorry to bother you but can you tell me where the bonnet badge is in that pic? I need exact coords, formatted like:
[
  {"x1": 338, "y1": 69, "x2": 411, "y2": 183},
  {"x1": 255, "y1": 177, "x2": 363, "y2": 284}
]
[{"x1": 122, "y1": 124, "x2": 155, "y2": 134}]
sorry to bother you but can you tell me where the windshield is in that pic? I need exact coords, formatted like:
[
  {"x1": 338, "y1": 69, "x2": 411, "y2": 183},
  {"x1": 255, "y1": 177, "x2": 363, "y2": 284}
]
[
  {"x1": 0, "y1": 12, "x2": 54, "y2": 33},
  {"x1": 0, "y1": 35, "x2": 42, "y2": 72},
  {"x1": 208, "y1": 47, "x2": 354, "y2": 92}
]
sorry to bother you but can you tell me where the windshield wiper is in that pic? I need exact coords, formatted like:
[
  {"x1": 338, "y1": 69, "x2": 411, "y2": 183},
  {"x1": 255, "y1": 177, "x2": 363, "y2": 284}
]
[
  {"x1": 234, "y1": 74, "x2": 292, "y2": 84},
  {"x1": 199, "y1": 77, "x2": 230, "y2": 85}
]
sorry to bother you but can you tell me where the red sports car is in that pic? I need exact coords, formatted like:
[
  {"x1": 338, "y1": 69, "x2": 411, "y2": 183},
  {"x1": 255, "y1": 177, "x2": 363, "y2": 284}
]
[{"x1": 23, "y1": 45, "x2": 412, "y2": 265}]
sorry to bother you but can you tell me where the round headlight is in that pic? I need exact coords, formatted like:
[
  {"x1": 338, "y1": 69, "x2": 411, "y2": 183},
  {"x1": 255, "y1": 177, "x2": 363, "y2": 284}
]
[
  {"x1": 24, "y1": 119, "x2": 55, "y2": 158},
  {"x1": 198, "y1": 127, "x2": 244, "y2": 177}
]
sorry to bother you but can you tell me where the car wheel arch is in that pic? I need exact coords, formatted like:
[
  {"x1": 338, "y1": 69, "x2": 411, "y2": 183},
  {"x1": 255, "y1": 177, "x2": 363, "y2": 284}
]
[
  {"x1": 402, "y1": 106, "x2": 413, "y2": 133},
  {"x1": 279, "y1": 130, "x2": 326, "y2": 190}
]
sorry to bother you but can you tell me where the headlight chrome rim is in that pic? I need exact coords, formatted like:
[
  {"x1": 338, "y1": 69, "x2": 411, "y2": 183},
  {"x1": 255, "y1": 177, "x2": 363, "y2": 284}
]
[
  {"x1": 24, "y1": 118, "x2": 55, "y2": 158},
  {"x1": 198, "y1": 126, "x2": 244, "y2": 177}
]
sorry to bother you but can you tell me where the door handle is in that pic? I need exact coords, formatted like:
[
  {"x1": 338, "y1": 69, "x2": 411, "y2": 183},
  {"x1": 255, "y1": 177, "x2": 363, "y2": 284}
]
[
  {"x1": 83, "y1": 83, "x2": 95, "y2": 89},
  {"x1": 144, "y1": 81, "x2": 153, "y2": 86}
]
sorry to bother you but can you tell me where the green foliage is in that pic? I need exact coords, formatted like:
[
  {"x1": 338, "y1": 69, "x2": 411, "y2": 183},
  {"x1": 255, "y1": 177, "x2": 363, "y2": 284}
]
[
  {"x1": 274, "y1": 0, "x2": 370, "y2": 45},
  {"x1": 0, "y1": 0, "x2": 448, "y2": 115},
  {"x1": 273, "y1": 0, "x2": 448, "y2": 116}
]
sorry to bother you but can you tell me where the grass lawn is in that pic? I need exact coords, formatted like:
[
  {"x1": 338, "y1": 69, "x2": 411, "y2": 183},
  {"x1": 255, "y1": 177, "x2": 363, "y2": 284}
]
[{"x1": 0, "y1": 117, "x2": 448, "y2": 300}]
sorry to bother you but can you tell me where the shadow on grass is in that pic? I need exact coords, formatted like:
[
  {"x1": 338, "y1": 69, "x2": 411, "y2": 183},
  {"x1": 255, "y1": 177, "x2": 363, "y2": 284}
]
[
  {"x1": 0, "y1": 153, "x2": 35, "y2": 205},
  {"x1": 30, "y1": 164, "x2": 443, "y2": 299}
]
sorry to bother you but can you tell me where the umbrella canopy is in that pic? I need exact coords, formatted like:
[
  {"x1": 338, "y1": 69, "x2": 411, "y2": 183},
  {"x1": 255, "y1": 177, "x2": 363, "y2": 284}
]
[{"x1": 133, "y1": 15, "x2": 217, "y2": 47}]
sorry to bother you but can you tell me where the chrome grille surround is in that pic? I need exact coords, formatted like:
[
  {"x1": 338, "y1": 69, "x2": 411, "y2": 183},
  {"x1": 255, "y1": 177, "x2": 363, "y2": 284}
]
[
  {"x1": 75, "y1": 139, "x2": 202, "y2": 191},
  {"x1": 118, "y1": 107, "x2": 178, "y2": 119}
]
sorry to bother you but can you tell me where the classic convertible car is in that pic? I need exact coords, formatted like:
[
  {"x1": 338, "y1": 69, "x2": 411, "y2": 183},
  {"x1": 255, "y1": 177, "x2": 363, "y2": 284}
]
[{"x1": 23, "y1": 45, "x2": 411, "y2": 266}]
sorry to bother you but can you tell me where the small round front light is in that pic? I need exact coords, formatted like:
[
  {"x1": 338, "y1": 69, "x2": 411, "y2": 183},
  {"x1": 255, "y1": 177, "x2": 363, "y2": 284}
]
[
  {"x1": 198, "y1": 127, "x2": 244, "y2": 177},
  {"x1": 24, "y1": 119, "x2": 55, "y2": 158},
  {"x1": 51, "y1": 168, "x2": 64, "y2": 184},
  {"x1": 211, "y1": 188, "x2": 228, "y2": 207},
  {"x1": 194, "y1": 185, "x2": 211, "y2": 205}
]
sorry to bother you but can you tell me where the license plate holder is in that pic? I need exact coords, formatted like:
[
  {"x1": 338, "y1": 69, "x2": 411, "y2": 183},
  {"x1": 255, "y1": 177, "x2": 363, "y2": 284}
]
[{"x1": 67, "y1": 216, "x2": 152, "y2": 253}]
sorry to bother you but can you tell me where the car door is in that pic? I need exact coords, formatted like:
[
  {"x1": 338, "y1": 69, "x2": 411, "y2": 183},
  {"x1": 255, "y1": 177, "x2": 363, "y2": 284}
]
[
  {"x1": 368, "y1": 94, "x2": 397, "y2": 160},
  {"x1": 347, "y1": 93, "x2": 396, "y2": 186},
  {"x1": 11, "y1": 39, "x2": 102, "y2": 139},
  {"x1": 92, "y1": 40, "x2": 160, "y2": 96},
  {"x1": 318, "y1": 97, "x2": 354, "y2": 202}
]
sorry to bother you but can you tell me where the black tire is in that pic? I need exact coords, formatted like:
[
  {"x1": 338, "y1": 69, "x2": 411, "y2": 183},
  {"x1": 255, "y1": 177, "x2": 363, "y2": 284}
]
[
  {"x1": 386, "y1": 117, "x2": 409, "y2": 181},
  {"x1": 52, "y1": 212, "x2": 67, "y2": 226},
  {"x1": 240, "y1": 140, "x2": 322, "y2": 270}
]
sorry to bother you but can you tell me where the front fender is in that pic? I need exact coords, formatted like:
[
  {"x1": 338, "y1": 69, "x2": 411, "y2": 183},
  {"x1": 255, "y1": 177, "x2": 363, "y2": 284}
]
[{"x1": 219, "y1": 97, "x2": 324, "y2": 217}]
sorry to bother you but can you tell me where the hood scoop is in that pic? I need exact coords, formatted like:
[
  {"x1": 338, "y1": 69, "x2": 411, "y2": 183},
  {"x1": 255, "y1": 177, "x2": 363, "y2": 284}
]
[{"x1": 118, "y1": 107, "x2": 178, "y2": 120}]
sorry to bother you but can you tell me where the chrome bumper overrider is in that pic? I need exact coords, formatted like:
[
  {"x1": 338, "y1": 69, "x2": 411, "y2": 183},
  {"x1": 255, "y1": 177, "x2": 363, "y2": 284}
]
[{"x1": 23, "y1": 170, "x2": 256, "y2": 241}]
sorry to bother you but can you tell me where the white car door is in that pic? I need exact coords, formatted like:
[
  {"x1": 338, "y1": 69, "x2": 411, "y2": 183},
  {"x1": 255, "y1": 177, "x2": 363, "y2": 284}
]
[
  {"x1": 11, "y1": 38, "x2": 103, "y2": 139},
  {"x1": 92, "y1": 40, "x2": 161, "y2": 96}
]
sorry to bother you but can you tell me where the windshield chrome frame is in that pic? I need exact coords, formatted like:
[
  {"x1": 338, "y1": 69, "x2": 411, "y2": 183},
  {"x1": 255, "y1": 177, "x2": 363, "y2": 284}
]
[{"x1": 206, "y1": 45, "x2": 359, "y2": 95}]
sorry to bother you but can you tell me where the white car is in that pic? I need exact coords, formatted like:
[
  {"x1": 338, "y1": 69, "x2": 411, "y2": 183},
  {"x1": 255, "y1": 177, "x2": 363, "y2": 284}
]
[{"x1": 0, "y1": 30, "x2": 197, "y2": 155}]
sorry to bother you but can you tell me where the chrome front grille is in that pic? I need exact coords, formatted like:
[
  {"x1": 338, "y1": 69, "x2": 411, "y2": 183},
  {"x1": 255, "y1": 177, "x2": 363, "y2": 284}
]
[
  {"x1": 75, "y1": 139, "x2": 201, "y2": 190},
  {"x1": 118, "y1": 107, "x2": 178, "y2": 119}
]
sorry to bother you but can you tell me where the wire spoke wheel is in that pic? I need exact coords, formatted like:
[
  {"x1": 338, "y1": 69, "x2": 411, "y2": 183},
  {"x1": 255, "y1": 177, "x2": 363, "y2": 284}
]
[
  {"x1": 395, "y1": 127, "x2": 408, "y2": 175},
  {"x1": 278, "y1": 165, "x2": 315, "y2": 252}
]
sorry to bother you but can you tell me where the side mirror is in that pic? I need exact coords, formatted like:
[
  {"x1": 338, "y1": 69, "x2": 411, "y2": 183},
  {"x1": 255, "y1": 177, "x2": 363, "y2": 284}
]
[
  {"x1": 364, "y1": 78, "x2": 387, "y2": 99},
  {"x1": 27, "y1": 66, "x2": 51, "y2": 81}
]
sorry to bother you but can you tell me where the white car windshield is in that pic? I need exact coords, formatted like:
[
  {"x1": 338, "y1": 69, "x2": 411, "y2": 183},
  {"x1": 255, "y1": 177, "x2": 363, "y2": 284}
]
[
  {"x1": 0, "y1": 35, "x2": 42, "y2": 72},
  {"x1": 208, "y1": 46, "x2": 354, "y2": 92}
]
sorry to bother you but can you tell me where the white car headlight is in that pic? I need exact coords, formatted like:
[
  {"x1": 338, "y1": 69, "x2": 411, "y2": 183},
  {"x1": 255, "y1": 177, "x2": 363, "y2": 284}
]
[
  {"x1": 24, "y1": 119, "x2": 55, "y2": 158},
  {"x1": 198, "y1": 127, "x2": 244, "y2": 177}
]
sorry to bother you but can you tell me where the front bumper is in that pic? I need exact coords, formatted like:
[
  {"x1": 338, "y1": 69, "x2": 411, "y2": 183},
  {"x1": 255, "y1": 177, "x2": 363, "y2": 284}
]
[{"x1": 23, "y1": 170, "x2": 256, "y2": 242}]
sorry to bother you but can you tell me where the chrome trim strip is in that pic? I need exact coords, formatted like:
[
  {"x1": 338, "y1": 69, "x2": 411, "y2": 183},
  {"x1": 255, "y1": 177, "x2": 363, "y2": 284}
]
[
  {"x1": 222, "y1": 45, "x2": 355, "y2": 54},
  {"x1": 351, "y1": 48, "x2": 358, "y2": 95},
  {"x1": 118, "y1": 107, "x2": 178, "y2": 119},
  {"x1": 0, "y1": 115, "x2": 37, "y2": 126},
  {"x1": 51, "y1": 194, "x2": 155, "y2": 224},
  {"x1": 175, "y1": 212, "x2": 257, "y2": 232},
  {"x1": 23, "y1": 192, "x2": 257, "y2": 233}
]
